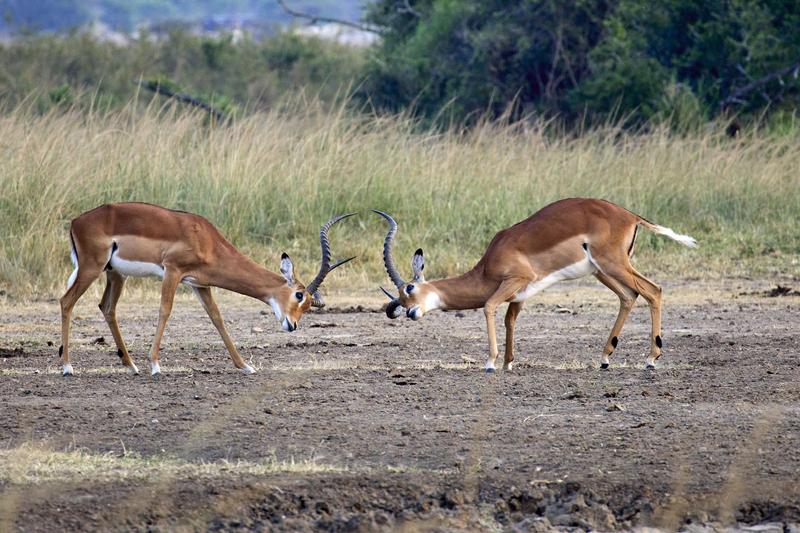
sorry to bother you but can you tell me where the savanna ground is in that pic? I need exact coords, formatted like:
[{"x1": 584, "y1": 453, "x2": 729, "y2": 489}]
[
  {"x1": 0, "y1": 101, "x2": 799, "y2": 531},
  {"x1": 1, "y1": 279, "x2": 799, "y2": 532}
]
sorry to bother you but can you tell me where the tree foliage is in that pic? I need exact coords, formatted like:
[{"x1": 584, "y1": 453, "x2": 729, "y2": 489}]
[{"x1": 363, "y1": 0, "x2": 800, "y2": 126}]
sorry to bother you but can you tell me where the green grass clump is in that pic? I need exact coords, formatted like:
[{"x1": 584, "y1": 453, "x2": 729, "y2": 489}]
[{"x1": 0, "y1": 98, "x2": 798, "y2": 299}]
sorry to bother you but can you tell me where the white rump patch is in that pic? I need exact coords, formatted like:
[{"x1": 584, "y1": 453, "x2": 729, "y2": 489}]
[
  {"x1": 512, "y1": 258, "x2": 596, "y2": 302},
  {"x1": 649, "y1": 224, "x2": 698, "y2": 248},
  {"x1": 66, "y1": 246, "x2": 79, "y2": 290},
  {"x1": 66, "y1": 268, "x2": 78, "y2": 290}
]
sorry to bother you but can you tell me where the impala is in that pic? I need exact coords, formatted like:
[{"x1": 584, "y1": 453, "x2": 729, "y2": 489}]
[
  {"x1": 59, "y1": 203, "x2": 354, "y2": 377},
  {"x1": 374, "y1": 198, "x2": 697, "y2": 371}
]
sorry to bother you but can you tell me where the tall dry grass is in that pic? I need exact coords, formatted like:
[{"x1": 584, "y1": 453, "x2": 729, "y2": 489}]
[{"x1": 0, "y1": 98, "x2": 798, "y2": 299}]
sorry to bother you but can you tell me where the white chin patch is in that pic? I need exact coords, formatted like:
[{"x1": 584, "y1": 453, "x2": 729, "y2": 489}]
[
  {"x1": 267, "y1": 298, "x2": 283, "y2": 321},
  {"x1": 62, "y1": 363, "x2": 74, "y2": 376}
]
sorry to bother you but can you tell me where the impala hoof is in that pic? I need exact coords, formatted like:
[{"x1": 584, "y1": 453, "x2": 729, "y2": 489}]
[
  {"x1": 128, "y1": 364, "x2": 140, "y2": 375},
  {"x1": 62, "y1": 364, "x2": 74, "y2": 376},
  {"x1": 503, "y1": 362, "x2": 513, "y2": 371},
  {"x1": 484, "y1": 367, "x2": 496, "y2": 374},
  {"x1": 150, "y1": 362, "x2": 161, "y2": 377},
  {"x1": 241, "y1": 364, "x2": 256, "y2": 375},
  {"x1": 645, "y1": 363, "x2": 656, "y2": 370},
  {"x1": 600, "y1": 363, "x2": 609, "y2": 370}
]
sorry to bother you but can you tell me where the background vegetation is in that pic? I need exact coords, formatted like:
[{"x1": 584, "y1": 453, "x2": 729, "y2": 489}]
[
  {"x1": 364, "y1": 0, "x2": 800, "y2": 127},
  {"x1": 0, "y1": 1, "x2": 798, "y2": 298},
  {"x1": 0, "y1": 0, "x2": 361, "y2": 33},
  {"x1": 0, "y1": 100, "x2": 797, "y2": 299}
]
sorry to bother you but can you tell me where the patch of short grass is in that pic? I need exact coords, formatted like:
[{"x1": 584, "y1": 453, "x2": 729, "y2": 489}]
[{"x1": 0, "y1": 445, "x2": 346, "y2": 485}]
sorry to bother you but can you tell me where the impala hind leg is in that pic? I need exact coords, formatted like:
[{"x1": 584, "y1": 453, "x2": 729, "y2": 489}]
[
  {"x1": 503, "y1": 302, "x2": 524, "y2": 371},
  {"x1": 483, "y1": 278, "x2": 528, "y2": 373},
  {"x1": 98, "y1": 270, "x2": 138, "y2": 374},
  {"x1": 594, "y1": 272, "x2": 638, "y2": 369},
  {"x1": 593, "y1": 256, "x2": 662, "y2": 369},
  {"x1": 149, "y1": 269, "x2": 181, "y2": 377},
  {"x1": 193, "y1": 287, "x2": 255, "y2": 375},
  {"x1": 628, "y1": 269, "x2": 662, "y2": 368},
  {"x1": 60, "y1": 266, "x2": 104, "y2": 376}
]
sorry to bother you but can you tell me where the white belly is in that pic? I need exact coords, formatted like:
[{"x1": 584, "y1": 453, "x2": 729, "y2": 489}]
[
  {"x1": 109, "y1": 255, "x2": 165, "y2": 278},
  {"x1": 512, "y1": 258, "x2": 596, "y2": 302}
]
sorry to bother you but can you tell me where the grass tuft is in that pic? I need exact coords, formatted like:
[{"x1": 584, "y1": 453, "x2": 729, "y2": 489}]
[{"x1": 0, "y1": 99, "x2": 798, "y2": 299}]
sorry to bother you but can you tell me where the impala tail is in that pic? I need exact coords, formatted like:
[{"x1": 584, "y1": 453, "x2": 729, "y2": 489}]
[{"x1": 638, "y1": 219, "x2": 698, "y2": 248}]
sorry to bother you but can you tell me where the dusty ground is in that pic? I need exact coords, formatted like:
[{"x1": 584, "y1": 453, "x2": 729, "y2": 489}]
[{"x1": 1, "y1": 280, "x2": 799, "y2": 532}]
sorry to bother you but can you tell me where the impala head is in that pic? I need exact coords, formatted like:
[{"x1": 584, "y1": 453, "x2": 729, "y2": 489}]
[
  {"x1": 269, "y1": 213, "x2": 356, "y2": 332},
  {"x1": 373, "y1": 210, "x2": 440, "y2": 321}
]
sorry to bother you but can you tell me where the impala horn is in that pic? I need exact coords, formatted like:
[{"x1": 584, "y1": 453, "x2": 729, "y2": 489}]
[
  {"x1": 305, "y1": 213, "x2": 357, "y2": 308},
  {"x1": 373, "y1": 210, "x2": 406, "y2": 319}
]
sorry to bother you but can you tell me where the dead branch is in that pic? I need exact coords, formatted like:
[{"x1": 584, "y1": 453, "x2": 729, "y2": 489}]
[
  {"x1": 276, "y1": 0, "x2": 384, "y2": 35},
  {"x1": 721, "y1": 59, "x2": 800, "y2": 108},
  {"x1": 137, "y1": 80, "x2": 229, "y2": 123}
]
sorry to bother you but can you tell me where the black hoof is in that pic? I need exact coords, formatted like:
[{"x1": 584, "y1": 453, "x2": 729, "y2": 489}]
[
  {"x1": 645, "y1": 363, "x2": 656, "y2": 370},
  {"x1": 484, "y1": 367, "x2": 496, "y2": 374},
  {"x1": 600, "y1": 363, "x2": 609, "y2": 370}
]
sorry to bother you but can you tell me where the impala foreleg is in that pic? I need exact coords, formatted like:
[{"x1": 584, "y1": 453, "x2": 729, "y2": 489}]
[
  {"x1": 502, "y1": 302, "x2": 523, "y2": 371},
  {"x1": 99, "y1": 270, "x2": 138, "y2": 374},
  {"x1": 193, "y1": 287, "x2": 255, "y2": 375},
  {"x1": 594, "y1": 272, "x2": 637, "y2": 369},
  {"x1": 149, "y1": 269, "x2": 181, "y2": 376},
  {"x1": 483, "y1": 279, "x2": 528, "y2": 373}
]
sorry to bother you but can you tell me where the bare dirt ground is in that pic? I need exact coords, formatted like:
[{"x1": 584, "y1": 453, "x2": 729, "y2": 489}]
[{"x1": 1, "y1": 280, "x2": 799, "y2": 532}]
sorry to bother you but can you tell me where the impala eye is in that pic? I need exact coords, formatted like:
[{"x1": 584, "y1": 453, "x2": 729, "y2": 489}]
[
  {"x1": 405, "y1": 284, "x2": 415, "y2": 295},
  {"x1": 295, "y1": 291, "x2": 304, "y2": 301}
]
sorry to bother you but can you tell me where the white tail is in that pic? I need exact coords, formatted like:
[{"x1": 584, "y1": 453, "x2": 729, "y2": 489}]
[{"x1": 642, "y1": 223, "x2": 698, "y2": 248}]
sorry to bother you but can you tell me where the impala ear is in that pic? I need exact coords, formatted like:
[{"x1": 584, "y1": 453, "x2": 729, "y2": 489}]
[
  {"x1": 411, "y1": 248, "x2": 425, "y2": 282},
  {"x1": 279, "y1": 252, "x2": 294, "y2": 285}
]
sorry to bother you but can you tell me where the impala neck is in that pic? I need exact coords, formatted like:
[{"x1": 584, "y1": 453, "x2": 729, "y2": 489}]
[
  {"x1": 428, "y1": 267, "x2": 499, "y2": 311},
  {"x1": 212, "y1": 249, "x2": 289, "y2": 301}
]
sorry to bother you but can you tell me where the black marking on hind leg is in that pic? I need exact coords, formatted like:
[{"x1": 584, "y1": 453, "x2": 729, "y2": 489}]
[
  {"x1": 611, "y1": 336, "x2": 618, "y2": 348},
  {"x1": 655, "y1": 335, "x2": 662, "y2": 348},
  {"x1": 58, "y1": 345, "x2": 63, "y2": 356},
  {"x1": 627, "y1": 225, "x2": 639, "y2": 257},
  {"x1": 104, "y1": 241, "x2": 118, "y2": 271},
  {"x1": 117, "y1": 348, "x2": 124, "y2": 358}
]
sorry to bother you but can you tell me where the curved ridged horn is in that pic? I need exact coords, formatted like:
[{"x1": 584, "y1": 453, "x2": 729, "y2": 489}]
[
  {"x1": 371, "y1": 210, "x2": 406, "y2": 289},
  {"x1": 379, "y1": 286, "x2": 397, "y2": 300},
  {"x1": 305, "y1": 213, "x2": 357, "y2": 303}
]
